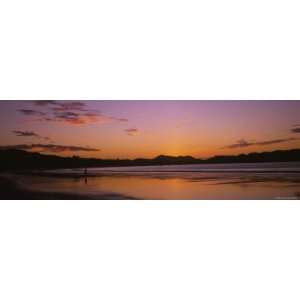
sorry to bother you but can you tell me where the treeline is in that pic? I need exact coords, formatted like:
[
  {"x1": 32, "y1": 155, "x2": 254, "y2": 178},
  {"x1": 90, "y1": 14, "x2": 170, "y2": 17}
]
[{"x1": 0, "y1": 149, "x2": 300, "y2": 171}]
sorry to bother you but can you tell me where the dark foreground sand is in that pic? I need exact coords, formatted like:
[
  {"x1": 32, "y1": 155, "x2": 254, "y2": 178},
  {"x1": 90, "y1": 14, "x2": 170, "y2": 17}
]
[{"x1": 0, "y1": 174, "x2": 137, "y2": 200}]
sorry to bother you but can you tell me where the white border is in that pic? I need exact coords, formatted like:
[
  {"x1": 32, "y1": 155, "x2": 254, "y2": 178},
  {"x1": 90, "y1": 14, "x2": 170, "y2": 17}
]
[{"x1": 1, "y1": 0, "x2": 300, "y2": 299}]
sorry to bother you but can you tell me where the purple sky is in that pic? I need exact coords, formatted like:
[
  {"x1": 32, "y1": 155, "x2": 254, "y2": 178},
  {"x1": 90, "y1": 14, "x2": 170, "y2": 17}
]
[{"x1": 0, "y1": 100, "x2": 300, "y2": 158}]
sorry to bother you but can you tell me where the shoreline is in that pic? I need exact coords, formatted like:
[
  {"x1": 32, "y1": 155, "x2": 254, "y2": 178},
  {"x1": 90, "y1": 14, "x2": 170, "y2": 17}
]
[
  {"x1": 0, "y1": 174, "x2": 137, "y2": 200},
  {"x1": 1, "y1": 170, "x2": 299, "y2": 200}
]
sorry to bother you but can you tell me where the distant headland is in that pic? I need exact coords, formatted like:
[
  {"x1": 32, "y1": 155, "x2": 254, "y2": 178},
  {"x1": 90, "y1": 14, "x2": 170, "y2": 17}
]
[{"x1": 0, "y1": 148, "x2": 300, "y2": 172}]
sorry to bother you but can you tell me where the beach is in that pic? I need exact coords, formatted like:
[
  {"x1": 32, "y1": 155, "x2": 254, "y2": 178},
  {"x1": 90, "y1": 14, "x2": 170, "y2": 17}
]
[
  {"x1": 0, "y1": 174, "x2": 137, "y2": 200},
  {"x1": 1, "y1": 162, "x2": 300, "y2": 200}
]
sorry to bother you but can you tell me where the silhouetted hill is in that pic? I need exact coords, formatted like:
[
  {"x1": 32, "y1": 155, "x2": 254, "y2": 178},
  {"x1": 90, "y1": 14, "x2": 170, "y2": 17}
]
[
  {"x1": 206, "y1": 149, "x2": 300, "y2": 163},
  {"x1": 0, "y1": 148, "x2": 300, "y2": 171},
  {"x1": 153, "y1": 155, "x2": 199, "y2": 164}
]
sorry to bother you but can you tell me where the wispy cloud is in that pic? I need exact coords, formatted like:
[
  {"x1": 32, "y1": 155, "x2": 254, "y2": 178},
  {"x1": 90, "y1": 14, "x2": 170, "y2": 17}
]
[
  {"x1": 13, "y1": 130, "x2": 40, "y2": 137},
  {"x1": 12, "y1": 130, "x2": 51, "y2": 141},
  {"x1": 118, "y1": 118, "x2": 129, "y2": 122},
  {"x1": 224, "y1": 139, "x2": 251, "y2": 149},
  {"x1": 32, "y1": 100, "x2": 86, "y2": 110},
  {"x1": 50, "y1": 101, "x2": 88, "y2": 112},
  {"x1": 32, "y1": 100, "x2": 58, "y2": 106},
  {"x1": 125, "y1": 128, "x2": 140, "y2": 136},
  {"x1": 43, "y1": 111, "x2": 128, "y2": 125},
  {"x1": 224, "y1": 137, "x2": 298, "y2": 149},
  {"x1": 0, "y1": 144, "x2": 99, "y2": 153},
  {"x1": 18, "y1": 101, "x2": 128, "y2": 125},
  {"x1": 17, "y1": 109, "x2": 47, "y2": 116},
  {"x1": 256, "y1": 138, "x2": 298, "y2": 145},
  {"x1": 291, "y1": 126, "x2": 300, "y2": 133}
]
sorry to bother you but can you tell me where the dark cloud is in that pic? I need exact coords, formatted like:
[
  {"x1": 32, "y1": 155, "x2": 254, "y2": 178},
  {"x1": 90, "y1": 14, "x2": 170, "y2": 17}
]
[
  {"x1": 125, "y1": 128, "x2": 140, "y2": 136},
  {"x1": 17, "y1": 109, "x2": 47, "y2": 116},
  {"x1": 54, "y1": 112, "x2": 80, "y2": 122},
  {"x1": 0, "y1": 144, "x2": 99, "y2": 153},
  {"x1": 118, "y1": 118, "x2": 129, "y2": 122},
  {"x1": 36, "y1": 111, "x2": 128, "y2": 125},
  {"x1": 12, "y1": 130, "x2": 40, "y2": 137},
  {"x1": 256, "y1": 138, "x2": 298, "y2": 145},
  {"x1": 224, "y1": 137, "x2": 298, "y2": 149},
  {"x1": 12, "y1": 130, "x2": 51, "y2": 141},
  {"x1": 291, "y1": 127, "x2": 300, "y2": 133},
  {"x1": 33, "y1": 100, "x2": 87, "y2": 111},
  {"x1": 45, "y1": 111, "x2": 107, "y2": 125},
  {"x1": 57, "y1": 102, "x2": 86, "y2": 111},
  {"x1": 21, "y1": 101, "x2": 128, "y2": 125},
  {"x1": 225, "y1": 139, "x2": 251, "y2": 149},
  {"x1": 33, "y1": 100, "x2": 58, "y2": 106}
]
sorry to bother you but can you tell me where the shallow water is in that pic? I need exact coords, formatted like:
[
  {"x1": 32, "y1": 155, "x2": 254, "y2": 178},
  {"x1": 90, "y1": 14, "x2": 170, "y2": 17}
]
[
  {"x1": 17, "y1": 162, "x2": 300, "y2": 199},
  {"x1": 45, "y1": 161, "x2": 300, "y2": 174}
]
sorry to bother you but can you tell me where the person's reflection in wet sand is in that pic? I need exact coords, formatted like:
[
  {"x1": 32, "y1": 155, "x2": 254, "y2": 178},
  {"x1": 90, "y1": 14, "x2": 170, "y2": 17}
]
[{"x1": 84, "y1": 168, "x2": 88, "y2": 184}]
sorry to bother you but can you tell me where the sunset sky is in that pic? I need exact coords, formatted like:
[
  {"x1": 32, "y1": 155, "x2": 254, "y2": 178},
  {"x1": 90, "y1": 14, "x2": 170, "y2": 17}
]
[{"x1": 0, "y1": 100, "x2": 300, "y2": 159}]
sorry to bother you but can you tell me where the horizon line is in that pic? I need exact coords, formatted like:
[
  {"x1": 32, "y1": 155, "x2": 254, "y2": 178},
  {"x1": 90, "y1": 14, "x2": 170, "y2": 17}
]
[{"x1": 1, "y1": 147, "x2": 300, "y2": 162}]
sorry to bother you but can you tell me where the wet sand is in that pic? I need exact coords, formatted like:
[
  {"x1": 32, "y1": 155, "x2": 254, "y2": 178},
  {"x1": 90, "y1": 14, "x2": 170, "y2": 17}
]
[
  {"x1": 0, "y1": 174, "x2": 137, "y2": 200},
  {"x1": 39, "y1": 170, "x2": 300, "y2": 200},
  {"x1": 1, "y1": 168, "x2": 300, "y2": 200}
]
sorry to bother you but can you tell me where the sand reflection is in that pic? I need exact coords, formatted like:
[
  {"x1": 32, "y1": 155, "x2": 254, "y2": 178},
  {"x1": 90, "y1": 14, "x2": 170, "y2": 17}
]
[{"x1": 17, "y1": 171, "x2": 300, "y2": 200}]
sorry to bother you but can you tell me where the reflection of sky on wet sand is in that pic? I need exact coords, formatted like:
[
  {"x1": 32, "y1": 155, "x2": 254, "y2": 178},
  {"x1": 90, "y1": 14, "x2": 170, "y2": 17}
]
[{"x1": 16, "y1": 172, "x2": 300, "y2": 200}]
